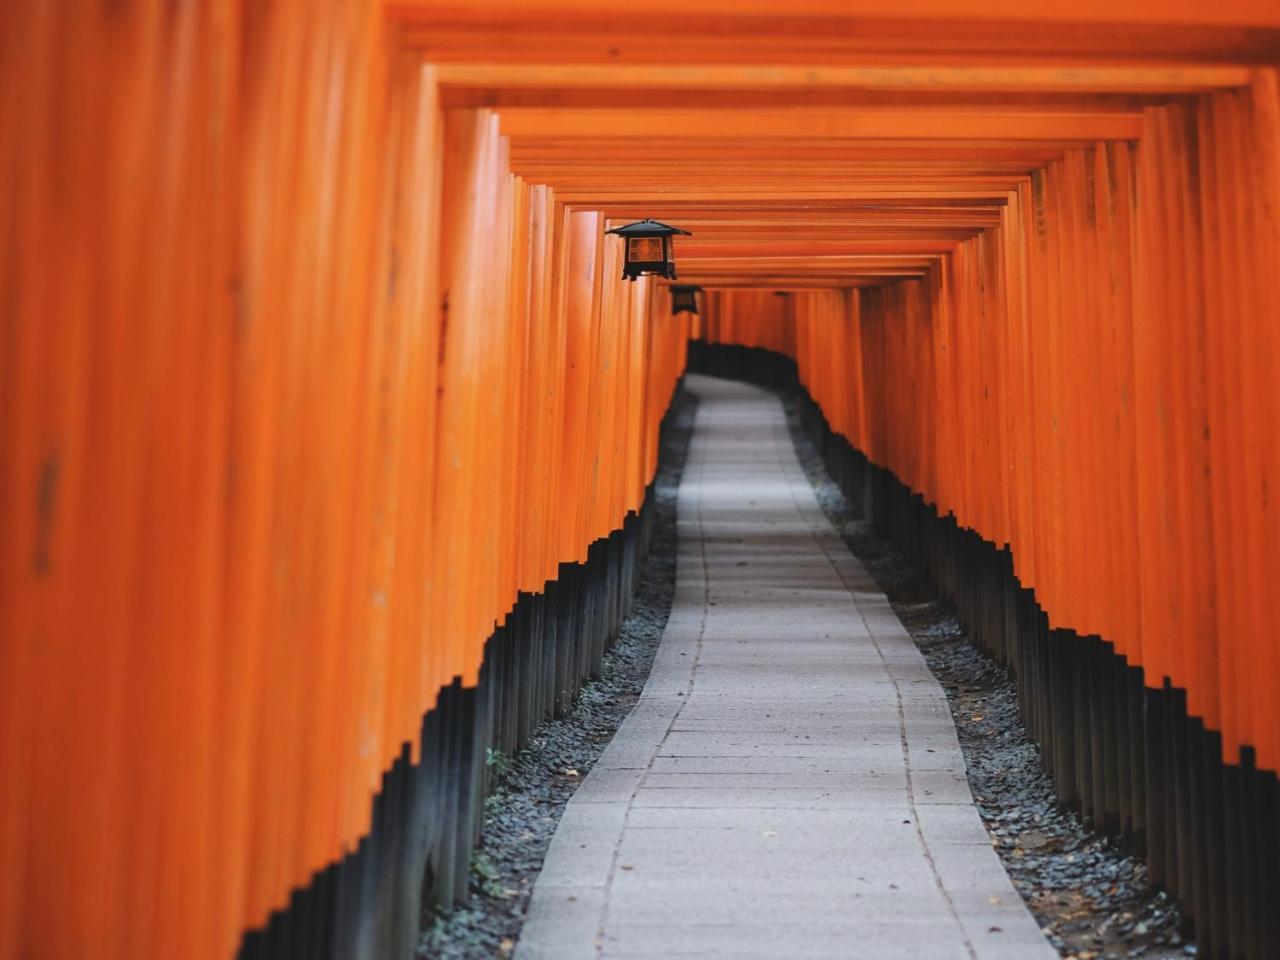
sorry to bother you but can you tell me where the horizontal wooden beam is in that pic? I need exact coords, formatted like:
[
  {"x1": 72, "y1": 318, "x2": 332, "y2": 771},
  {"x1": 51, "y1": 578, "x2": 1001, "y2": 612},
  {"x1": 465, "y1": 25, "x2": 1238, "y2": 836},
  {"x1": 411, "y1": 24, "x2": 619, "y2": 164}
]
[
  {"x1": 390, "y1": 1, "x2": 1280, "y2": 28},
  {"x1": 394, "y1": 10, "x2": 1280, "y2": 66},
  {"x1": 496, "y1": 107, "x2": 1143, "y2": 141},
  {"x1": 509, "y1": 139, "x2": 1078, "y2": 160},
  {"x1": 679, "y1": 241, "x2": 959, "y2": 256},
  {"x1": 436, "y1": 63, "x2": 1251, "y2": 93}
]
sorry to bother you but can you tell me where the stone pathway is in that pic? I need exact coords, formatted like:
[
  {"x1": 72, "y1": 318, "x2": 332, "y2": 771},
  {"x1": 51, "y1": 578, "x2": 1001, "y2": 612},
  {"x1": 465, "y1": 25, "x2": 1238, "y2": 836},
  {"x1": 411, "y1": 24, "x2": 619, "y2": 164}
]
[{"x1": 516, "y1": 375, "x2": 1054, "y2": 960}]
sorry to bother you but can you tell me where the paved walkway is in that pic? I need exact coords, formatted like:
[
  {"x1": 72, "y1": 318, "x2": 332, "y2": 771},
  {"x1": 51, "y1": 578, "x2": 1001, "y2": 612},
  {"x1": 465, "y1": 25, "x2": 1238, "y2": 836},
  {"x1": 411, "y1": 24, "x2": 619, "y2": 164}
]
[{"x1": 516, "y1": 375, "x2": 1053, "y2": 960}]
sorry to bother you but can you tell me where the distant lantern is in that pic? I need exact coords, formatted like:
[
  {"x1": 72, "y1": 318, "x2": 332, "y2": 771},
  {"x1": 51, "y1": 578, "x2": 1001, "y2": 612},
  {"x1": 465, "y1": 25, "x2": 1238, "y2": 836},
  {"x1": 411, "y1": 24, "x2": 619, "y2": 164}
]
[
  {"x1": 670, "y1": 285, "x2": 701, "y2": 316},
  {"x1": 605, "y1": 219, "x2": 692, "y2": 281}
]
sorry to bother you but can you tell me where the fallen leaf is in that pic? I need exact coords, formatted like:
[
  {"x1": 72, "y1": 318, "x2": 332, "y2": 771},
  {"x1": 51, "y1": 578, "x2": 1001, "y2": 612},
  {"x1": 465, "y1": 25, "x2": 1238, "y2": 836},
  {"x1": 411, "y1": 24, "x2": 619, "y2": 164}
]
[
  {"x1": 620, "y1": 864, "x2": 634, "y2": 871},
  {"x1": 1017, "y1": 828, "x2": 1055, "y2": 852}
]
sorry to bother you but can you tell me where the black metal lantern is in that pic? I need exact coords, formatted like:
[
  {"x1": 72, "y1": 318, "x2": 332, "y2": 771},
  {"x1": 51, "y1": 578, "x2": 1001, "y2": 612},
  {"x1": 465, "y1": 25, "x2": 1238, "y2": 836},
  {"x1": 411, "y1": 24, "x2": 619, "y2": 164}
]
[
  {"x1": 605, "y1": 219, "x2": 691, "y2": 281},
  {"x1": 670, "y1": 284, "x2": 701, "y2": 316}
]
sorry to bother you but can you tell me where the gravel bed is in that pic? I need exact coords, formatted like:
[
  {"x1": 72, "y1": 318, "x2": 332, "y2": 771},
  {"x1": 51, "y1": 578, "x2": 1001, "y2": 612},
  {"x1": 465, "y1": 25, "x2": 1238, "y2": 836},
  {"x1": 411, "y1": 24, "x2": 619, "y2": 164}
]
[
  {"x1": 781, "y1": 391, "x2": 1193, "y2": 960},
  {"x1": 418, "y1": 387, "x2": 697, "y2": 960}
]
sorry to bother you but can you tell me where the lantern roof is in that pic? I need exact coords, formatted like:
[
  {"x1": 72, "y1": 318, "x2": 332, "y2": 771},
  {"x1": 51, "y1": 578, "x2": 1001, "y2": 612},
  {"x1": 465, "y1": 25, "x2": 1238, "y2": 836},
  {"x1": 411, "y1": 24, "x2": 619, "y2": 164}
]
[{"x1": 605, "y1": 219, "x2": 692, "y2": 238}]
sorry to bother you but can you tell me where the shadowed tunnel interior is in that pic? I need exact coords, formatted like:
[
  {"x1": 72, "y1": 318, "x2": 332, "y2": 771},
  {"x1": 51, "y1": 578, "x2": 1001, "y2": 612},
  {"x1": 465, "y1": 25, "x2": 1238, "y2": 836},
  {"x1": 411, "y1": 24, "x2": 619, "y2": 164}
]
[{"x1": 2, "y1": 2, "x2": 1279, "y2": 959}]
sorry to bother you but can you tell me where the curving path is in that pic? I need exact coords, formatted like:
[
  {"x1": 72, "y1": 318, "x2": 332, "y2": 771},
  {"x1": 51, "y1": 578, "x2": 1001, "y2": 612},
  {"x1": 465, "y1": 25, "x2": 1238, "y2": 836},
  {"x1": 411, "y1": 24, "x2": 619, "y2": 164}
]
[{"x1": 516, "y1": 375, "x2": 1054, "y2": 960}]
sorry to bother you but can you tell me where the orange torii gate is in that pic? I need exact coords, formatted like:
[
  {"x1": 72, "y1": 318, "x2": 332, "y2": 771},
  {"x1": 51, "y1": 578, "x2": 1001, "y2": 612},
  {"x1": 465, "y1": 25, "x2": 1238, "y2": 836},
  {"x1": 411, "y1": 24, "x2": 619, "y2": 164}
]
[{"x1": 2, "y1": 2, "x2": 1279, "y2": 959}]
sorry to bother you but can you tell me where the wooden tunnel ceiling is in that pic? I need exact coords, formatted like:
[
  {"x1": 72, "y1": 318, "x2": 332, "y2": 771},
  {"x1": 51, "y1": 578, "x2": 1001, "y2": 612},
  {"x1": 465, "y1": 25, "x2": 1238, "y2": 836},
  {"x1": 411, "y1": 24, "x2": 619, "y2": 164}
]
[{"x1": 395, "y1": 1, "x2": 1280, "y2": 291}]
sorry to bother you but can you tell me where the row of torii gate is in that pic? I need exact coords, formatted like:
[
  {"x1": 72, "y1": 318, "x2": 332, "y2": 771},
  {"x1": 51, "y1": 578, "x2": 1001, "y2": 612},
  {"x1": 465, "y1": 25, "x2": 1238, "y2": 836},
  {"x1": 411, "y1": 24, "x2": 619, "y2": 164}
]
[{"x1": 2, "y1": 3, "x2": 1279, "y2": 960}]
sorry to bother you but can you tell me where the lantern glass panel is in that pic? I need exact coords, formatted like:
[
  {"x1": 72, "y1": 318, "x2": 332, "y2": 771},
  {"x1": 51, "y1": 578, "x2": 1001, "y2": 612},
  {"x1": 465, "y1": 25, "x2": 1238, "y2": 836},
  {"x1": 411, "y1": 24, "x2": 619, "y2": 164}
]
[{"x1": 628, "y1": 237, "x2": 664, "y2": 261}]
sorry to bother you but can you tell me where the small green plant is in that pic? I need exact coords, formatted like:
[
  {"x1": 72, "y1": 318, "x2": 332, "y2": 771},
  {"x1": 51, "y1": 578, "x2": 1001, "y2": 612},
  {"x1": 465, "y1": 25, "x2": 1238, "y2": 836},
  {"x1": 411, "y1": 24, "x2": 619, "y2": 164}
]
[
  {"x1": 485, "y1": 747, "x2": 510, "y2": 776},
  {"x1": 470, "y1": 851, "x2": 506, "y2": 899}
]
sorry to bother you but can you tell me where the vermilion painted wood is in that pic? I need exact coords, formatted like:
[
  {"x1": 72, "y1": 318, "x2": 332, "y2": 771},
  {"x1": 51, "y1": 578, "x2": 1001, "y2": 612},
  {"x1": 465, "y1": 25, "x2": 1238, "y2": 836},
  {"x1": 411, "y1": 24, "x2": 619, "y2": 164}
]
[
  {"x1": 702, "y1": 72, "x2": 1280, "y2": 772},
  {"x1": 1, "y1": 1, "x2": 1277, "y2": 958}
]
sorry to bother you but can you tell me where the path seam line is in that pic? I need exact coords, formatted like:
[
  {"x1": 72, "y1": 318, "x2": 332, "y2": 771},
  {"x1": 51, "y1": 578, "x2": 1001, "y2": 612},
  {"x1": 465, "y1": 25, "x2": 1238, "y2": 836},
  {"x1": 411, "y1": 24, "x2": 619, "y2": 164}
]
[
  {"x1": 767, "y1": 402, "x2": 981, "y2": 960},
  {"x1": 592, "y1": 398, "x2": 714, "y2": 956}
]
